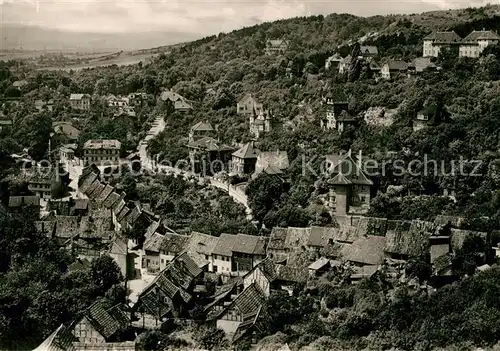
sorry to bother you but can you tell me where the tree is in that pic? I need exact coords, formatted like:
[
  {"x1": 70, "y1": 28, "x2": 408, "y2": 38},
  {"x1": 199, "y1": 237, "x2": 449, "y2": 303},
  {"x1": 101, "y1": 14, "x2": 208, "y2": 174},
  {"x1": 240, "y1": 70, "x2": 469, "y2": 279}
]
[
  {"x1": 193, "y1": 325, "x2": 227, "y2": 350},
  {"x1": 90, "y1": 255, "x2": 123, "y2": 295},
  {"x1": 4, "y1": 86, "x2": 21, "y2": 98},
  {"x1": 246, "y1": 174, "x2": 289, "y2": 224}
]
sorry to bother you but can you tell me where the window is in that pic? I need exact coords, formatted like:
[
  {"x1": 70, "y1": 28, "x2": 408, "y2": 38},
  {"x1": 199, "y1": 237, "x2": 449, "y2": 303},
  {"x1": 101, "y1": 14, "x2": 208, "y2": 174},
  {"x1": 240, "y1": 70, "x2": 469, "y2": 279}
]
[
  {"x1": 205, "y1": 255, "x2": 209, "y2": 260},
  {"x1": 361, "y1": 196, "x2": 366, "y2": 202}
]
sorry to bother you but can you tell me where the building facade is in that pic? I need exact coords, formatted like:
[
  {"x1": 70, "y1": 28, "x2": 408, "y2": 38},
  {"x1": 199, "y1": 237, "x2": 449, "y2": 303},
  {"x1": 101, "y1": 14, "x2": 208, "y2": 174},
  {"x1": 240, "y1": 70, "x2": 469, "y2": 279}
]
[
  {"x1": 83, "y1": 139, "x2": 121, "y2": 166},
  {"x1": 70, "y1": 94, "x2": 91, "y2": 111}
]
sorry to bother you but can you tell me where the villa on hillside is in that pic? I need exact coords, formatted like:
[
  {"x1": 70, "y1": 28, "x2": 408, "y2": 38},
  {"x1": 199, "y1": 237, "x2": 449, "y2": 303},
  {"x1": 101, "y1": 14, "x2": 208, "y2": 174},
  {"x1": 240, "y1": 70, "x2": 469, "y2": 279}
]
[
  {"x1": 189, "y1": 121, "x2": 215, "y2": 142},
  {"x1": 423, "y1": 29, "x2": 500, "y2": 58},
  {"x1": 321, "y1": 94, "x2": 349, "y2": 130},
  {"x1": 381, "y1": 60, "x2": 408, "y2": 79},
  {"x1": 237, "y1": 94, "x2": 263, "y2": 116},
  {"x1": 250, "y1": 110, "x2": 273, "y2": 139},
  {"x1": 265, "y1": 39, "x2": 289, "y2": 55},
  {"x1": 69, "y1": 93, "x2": 91, "y2": 111},
  {"x1": 232, "y1": 141, "x2": 259, "y2": 176}
]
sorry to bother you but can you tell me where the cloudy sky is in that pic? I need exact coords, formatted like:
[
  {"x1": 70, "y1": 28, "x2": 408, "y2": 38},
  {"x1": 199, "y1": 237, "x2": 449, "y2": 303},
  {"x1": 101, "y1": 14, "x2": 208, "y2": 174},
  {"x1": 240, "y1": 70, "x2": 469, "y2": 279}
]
[{"x1": 0, "y1": 0, "x2": 492, "y2": 35}]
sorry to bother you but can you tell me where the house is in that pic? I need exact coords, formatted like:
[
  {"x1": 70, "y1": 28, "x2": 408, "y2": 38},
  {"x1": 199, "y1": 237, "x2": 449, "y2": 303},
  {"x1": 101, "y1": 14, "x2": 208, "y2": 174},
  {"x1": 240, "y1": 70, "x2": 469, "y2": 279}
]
[
  {"x1": 0, "y1": 118, "x2": 12, "y2": 135},
  {"x1": 60, "y1": 144, "x2": 76, "y2": 163},
  {"x1": 249, "y1": 109, "x2": 273, "y2": 138},
  {"x1": 69, "y1": 94, "x2": 91, "y2": 111},
  {"x1": 242, "y1": 259, "x2": 279, "y2": 297},
  {"x1": 70, "y1": 300, "x2": 130, "y2": 343},
  {"x1": 83, "y1": 139, "x2": 121, "y2": 166},
  {"x1": 341, "y1": 235, "x2": 386, "y2": 267},
  {"x1": 134, "y1": 252, "x2": 204, "y2": 322},
  {"x1": 407, "y1": 57, "x2": 437, "y2": 75},
  {"x1": 253, "y1": 150, "x2": 289, "y2": 178},
  {"x1": 187, "y1": 137, "x2": 234, "y2": 174},
  {"x1": 231, "y1": 234, "x2": 267, "y2": 275},
  {"x1": 174, "y1": 99, "x2": 192, "y2": 113},
  {"x1": 216, "y1": 283, "x2": 268, "y2": 343},
  {"x1": 325, "y1": 54, "x2": 343, "y2": 70},
  {"x1": 186, "y1": 232, "x2": 219, "y2": 272},
  {"x1": 189, "y1": 121, "x2": 215, "y2": 142},
  {"x1": 107, "y1": 95, "x2": 130, "y2": 108},
  {"x1": 367, "y1": 57, "x2": 382, "y2": 75},
  {"x1": 381, "y1": 60, "x2": 408, "y2": 79},
  {"x1": 264, "y1": 39, "x2": 289, "y2": 55},
  {"x1": 128, "y1": 92, "x2": 148, "y2": 107},
  {"x1": 113, "y1": 106, "x2": 136, "y2": 118},
  {"x1": 160, "y1": 89, "x2": 192, "y2": 113},
  {"x1": 338, "y1": 55, "x2": 352, "y2": 75},
  {"x1": 267, "y1": 227, "x2": 311, "y2": 262},
  {"x1": 336, "y1": 110, "x2": 357, "y2": 132},
  {"x1": 308, "y1": 257, "x2": 331, "y2": 277},
  {"x1": 326, "y1": 151, "x2": 374, "y2": 216},
  {"x1": 231, "y1": 141, "x2": 259, "y2": 176},
  {"x1": 459, "y1": 30, "x2": 500, "y2": 57},
  {"x1": 159, "y1": 232, "x2": 191, "y2": 271},
  {"x1": 237, "y1": 94, "x2": 263, "y2": 116},
  {"x1": 423, "y1": 31, "x2": 462, "y2": 57},
  {"x1": 359, "y1": 45, "x2": 379, "y2": 57},
  {"x1": 321, "y1": 96, "x2": 349, "y2": 130},
  {"x1": 8, "y1": 195, "x2": 40, "y2": 214},
  {"x1": 412, "y1": 105, "x2": 437, "y2": 132},
  {"x1": 27, "y1": 168, "x2": 54, "y2": 199},
  {"x1": 383, "y1": 220, "x2": 436, "y2": 260},
  {"x1": 34, "y1": 99, "x2": 54, "y2": 112},
  {"x1": 109, "y1": 237, "x2": 133, "y2": 279},
  {"x1": 53, "y1": 121, "x2": 81, "y2": 142},
  {"x1": 212, "y1": 233, "x2": 238, "y2": 276}
]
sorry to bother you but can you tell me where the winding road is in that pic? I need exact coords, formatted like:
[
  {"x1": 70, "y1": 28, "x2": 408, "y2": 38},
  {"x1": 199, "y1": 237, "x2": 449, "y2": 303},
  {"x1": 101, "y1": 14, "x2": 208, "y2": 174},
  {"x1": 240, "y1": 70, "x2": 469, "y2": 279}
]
[{"x1": 138, "y1": 117, "x2": 252, "y2": 218}]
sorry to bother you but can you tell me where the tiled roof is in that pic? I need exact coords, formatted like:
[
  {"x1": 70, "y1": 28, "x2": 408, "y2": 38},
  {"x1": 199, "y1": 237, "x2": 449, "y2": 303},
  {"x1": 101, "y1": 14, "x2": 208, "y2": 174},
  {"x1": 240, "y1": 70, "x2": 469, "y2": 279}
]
[
  {"x1": 254, "y1": 258, "x2": 278, "y2": 282},
  {"x1": 161, "y1": 233, "x2": 190, "y2": 254},
  {"x1": 212, "y1": 233, "x2": 238, "y2": 256},
  {"x1": 360, "y1": 45, "x2": 378, "y2": 55},
  {"x1": 341, "y1": 235, "x2": 386, "y2": 265},
  {"x1": 174, "y1": 100, "x2": 192, "y2": 110},
  {"x1": 254, "y1": 151, "x2": 289, "y2": 176},
  {"x1": 423, "y1": 31, "x2": 462, "y2": 43},
  {"x1": 70, "y1": 93, "x2": 90, "y2": 100},
  {"x1": 8, "y1": 195, "x2": 40, "y2": 208},
  {"x1": 232, "y1": 142, "x2": 259, "y2": 159},
  {"x1": 267, "y1": 227, "x2": 288, "y2": 251},
  {"x1": 222, "y1": 283, "x2": 265, "y2": 318},
  {"x1": 187, "y1": 136, "x2": 233, "y2": 152},
  {"x1": 450, "y1": 228, "x2": 487, "y2": 251},
  {"x1": 231, "y1": 234, "x2": 267, "y2": 255},
  {"x1": 191, "y1": 121, "x2": 214, "y2": 132},
  {"x1": 165, "y1": 252, "x2": 204, "y2": 289},
  {"x1": 102, "y1": 192, "x2": 121, "y2": 209},
  {"x1": 85, "y1": 300, "x2": 129, "y2": 340},
  {"x1": 309, "y1": 257, "x2": 331, "y2": 270},
  {"x1": 144, "y1": 233, "x2": 165, "y2": 253},
  {"x1": 95, "y1": 185, "x2": 114, "y2": 207},
  {"x1": 384, "y1": 220, "x2": 433, "y2": 257},
  {"x1": 160, "y1": 90, "x2": 185, "y2": 102},
  {"x1": 385, "y1": 59, "x2": 408, "y2": 71},
  {"x1": 462, "y1": 30, "x2": 500, "y2": 42},
  {"x1": 408, "y1": 57, "x2": 436, "y2": 72},
  {"x1": 84, "y1": 139, "x2": 121, "y2": 150},
  {"x1": 307, "y1": 226, "x2": 338, "y2": 247},
  {"x1": 186, "y1": 232, "x2": 218, "y2": 255},
  {"x1": 110, "y1": 237, "x2": 128, "y2": 255}
]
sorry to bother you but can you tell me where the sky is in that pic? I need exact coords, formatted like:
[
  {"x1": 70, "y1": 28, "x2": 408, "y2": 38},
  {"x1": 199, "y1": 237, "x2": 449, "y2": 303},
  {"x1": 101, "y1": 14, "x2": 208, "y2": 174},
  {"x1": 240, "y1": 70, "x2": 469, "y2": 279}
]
[{"x1": 0, "y1": 0, "x2": 494, "y2": 35}]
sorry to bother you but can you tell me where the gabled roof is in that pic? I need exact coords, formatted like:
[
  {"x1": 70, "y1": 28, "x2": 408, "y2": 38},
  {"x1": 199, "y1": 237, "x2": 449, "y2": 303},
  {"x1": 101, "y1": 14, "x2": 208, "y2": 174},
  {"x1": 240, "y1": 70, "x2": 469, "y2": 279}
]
[
  {"x1": 384, "y1": 220, "x2": 433, "y2": 257},
  {"x1": 191, "y1": 121, "x2": 214, "y2": 132},
  {"x1": 385, "y1": 59, "x2": 408, "y2": 71},
  {"x1": 255, "y1": 151, "x2": 289, "y2": 175},
  {"x1": 232, "y1": 142, "x2": 259, "y2": 159},
  {"x1": 341, "y1": 235, "x2": 386, "y2": 265},
  {"x1": 83, "y1": 300, "x2": 129, "y2": 340},
  {"x1": 231, "y1": 234, "x2": 267, "y2": 256},
  {"x1": 8, "y1": 195, "x2": 40, "y2": 208},
  {"x1": 336, "y1": 110, "x2": 356, "y2": 122},
  {"x1": 144, "y1": 233, "x2": 165, "y2": 253},
  {"x1": 360, "y1": 45, "x2": 378, "y2": 55},
  {"x1": 238, "y1": 94, "x2": 262, "y2": 106},
  {"x1": 423, "y1": 31, "x2": 462, "y2": 43},
  {"x1": 212, "y1": 233, "x2": 238, "y2": 257},
  {"x1": 462, "y1": 30, "x2": 500, "y2": 42},
  {"x1": 187, "y1": 136, "x2": 233, "y2": 152},
  {"x1": 308, "y1": 257, "x2": 331, "y2": 271},
  {"x1": 70, "y1": 93, "x2": 90, "y2": 100},
  {"x1": 307, "y1": 226, "x2": 338, "y2": 247},
  {"x1": 408, "y1": 57, "x2": 436, "y2": 72},
  {"x1": 186, "y1": 232, "x2": 218, "y2": 256},
  {"x1": 160, "y1": 89, "x2": 185, "y2": 102},
  {"x1": 174, "y1": 100, "x2": 192, "y2": 110},
  {"x1": 161, "y1": 233, "x2": 191, "y2": 254}
]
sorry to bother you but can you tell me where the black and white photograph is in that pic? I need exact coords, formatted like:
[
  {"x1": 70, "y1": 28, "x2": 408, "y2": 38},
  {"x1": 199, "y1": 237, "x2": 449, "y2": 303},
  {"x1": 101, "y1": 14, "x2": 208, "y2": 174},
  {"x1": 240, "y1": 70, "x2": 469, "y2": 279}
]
[{"x1": 1, "y1": 0, "x2": 500, "y2": 350}]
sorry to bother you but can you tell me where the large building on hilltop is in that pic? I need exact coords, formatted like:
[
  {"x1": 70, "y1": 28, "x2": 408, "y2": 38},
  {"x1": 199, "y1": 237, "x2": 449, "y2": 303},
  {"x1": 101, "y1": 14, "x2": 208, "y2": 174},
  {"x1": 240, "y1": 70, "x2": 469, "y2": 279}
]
[{"x1": 423, "y1": 29, "x2": 500, "y2": 58}]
